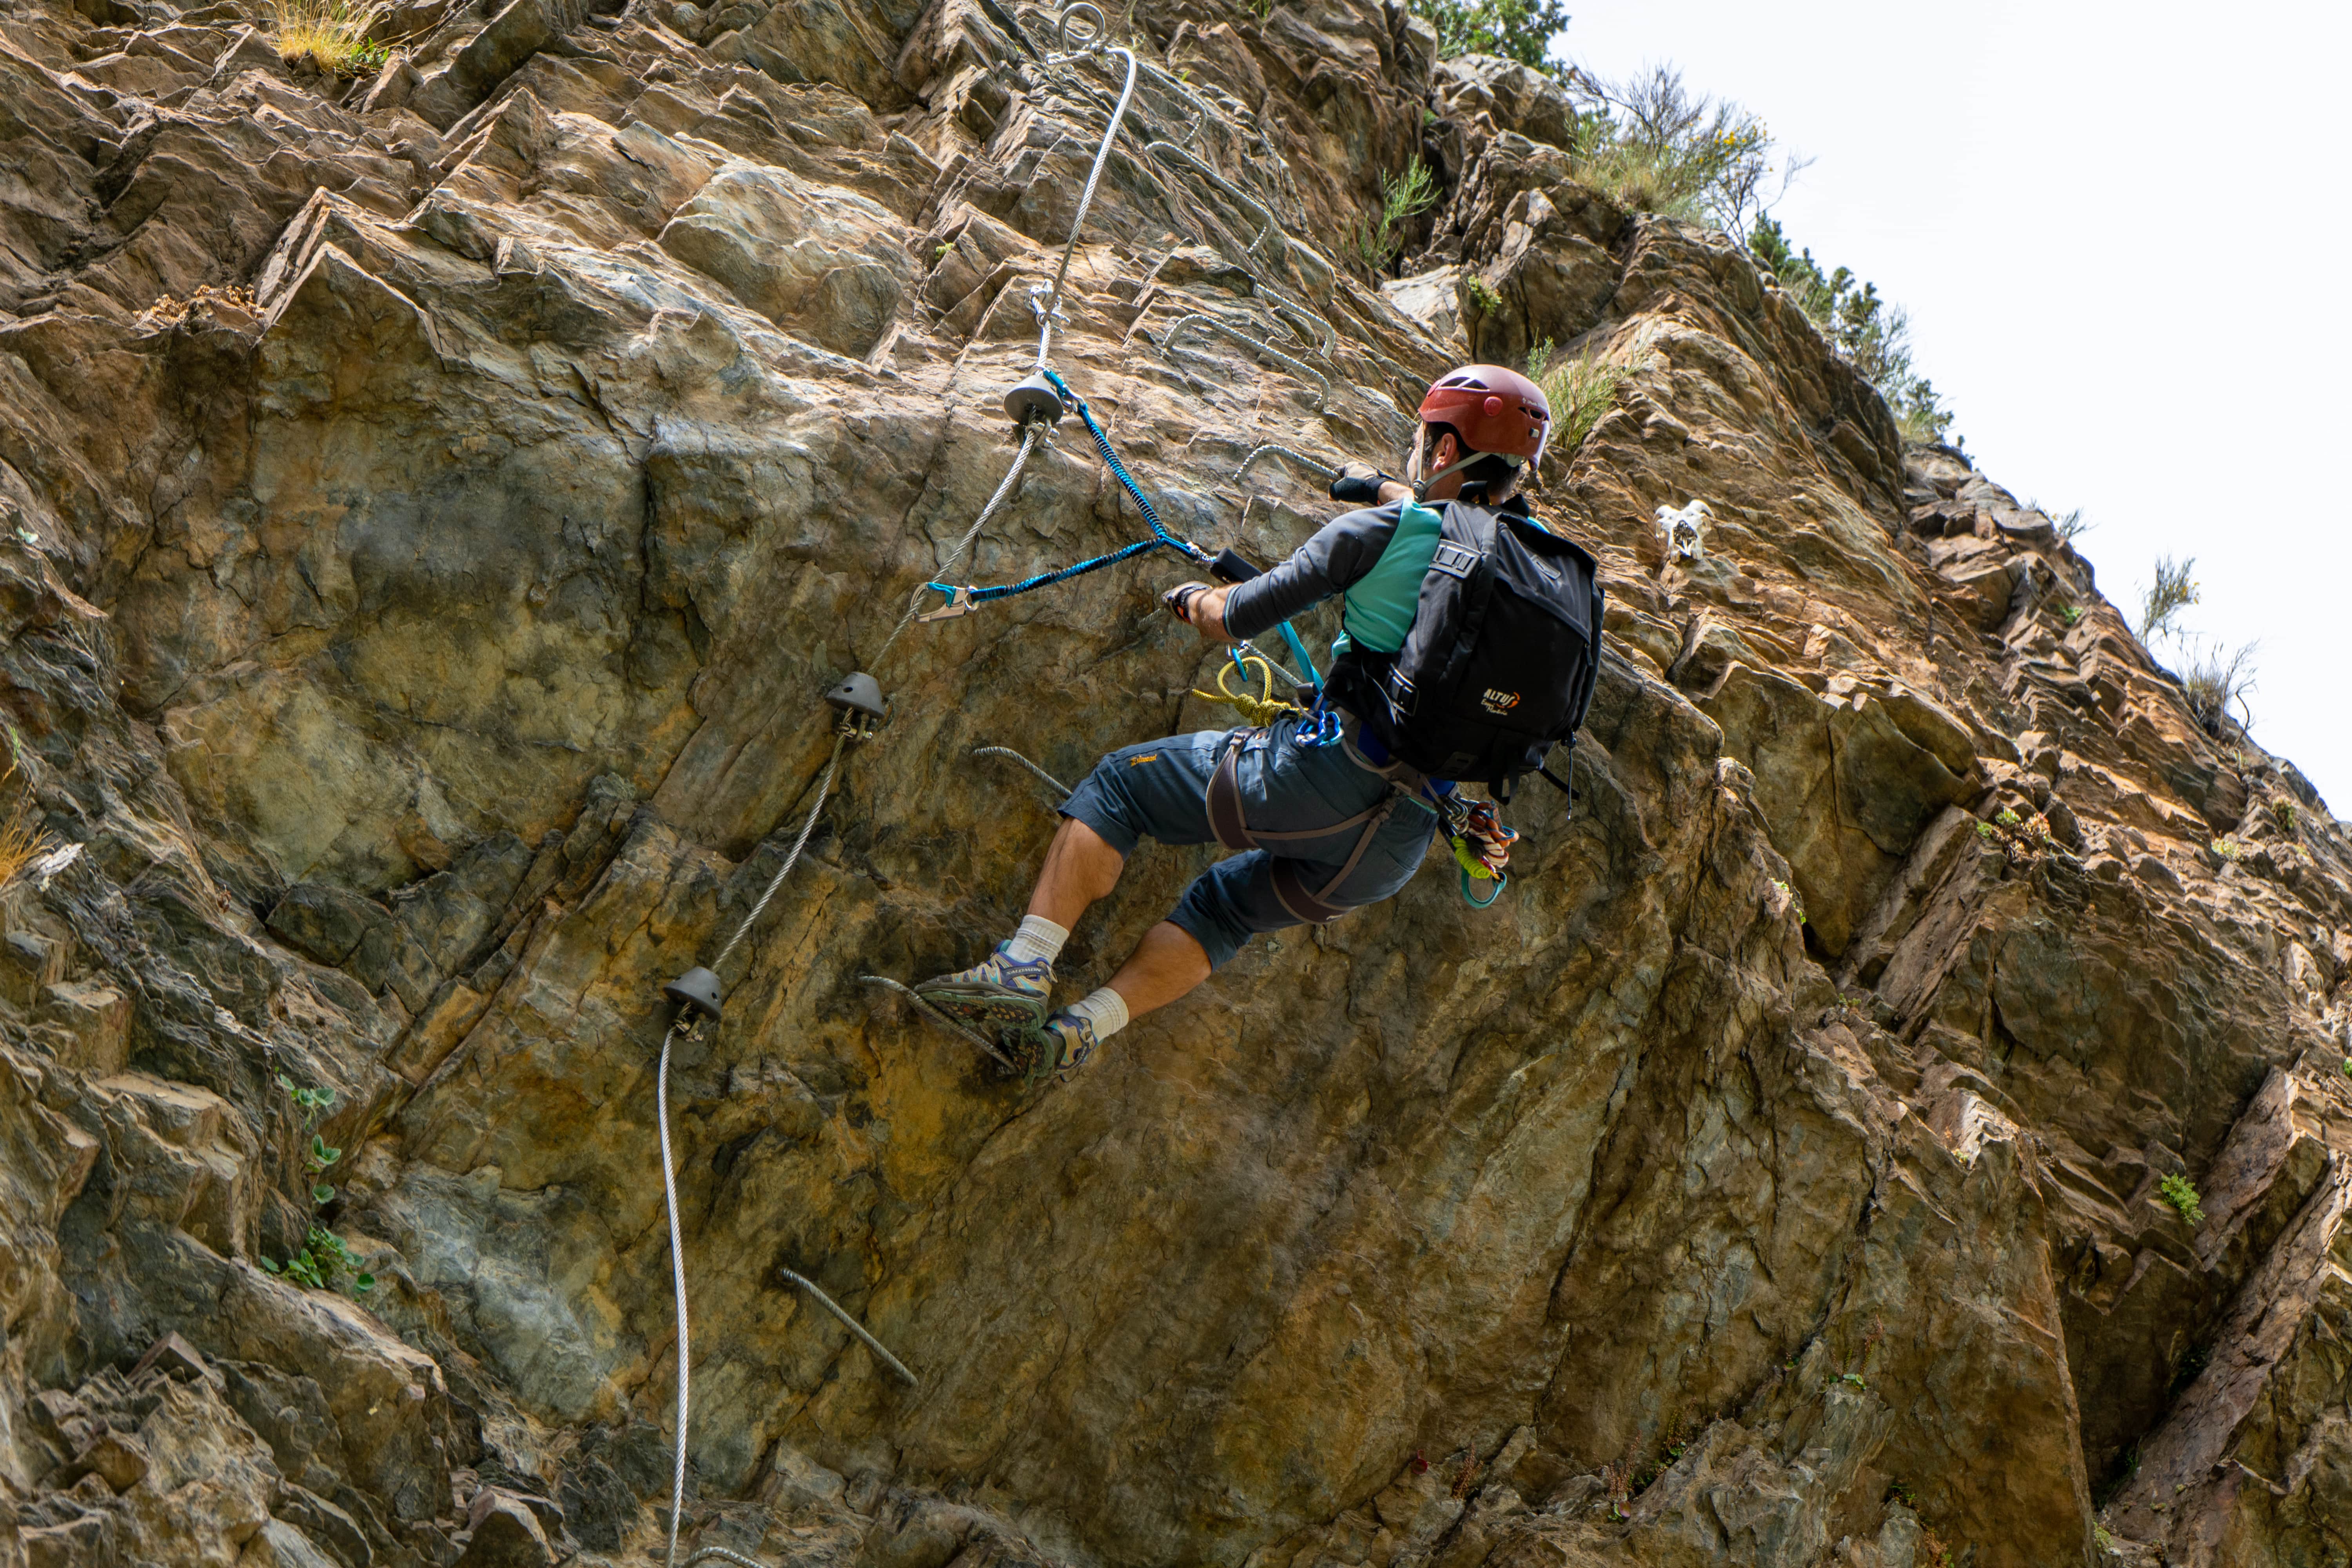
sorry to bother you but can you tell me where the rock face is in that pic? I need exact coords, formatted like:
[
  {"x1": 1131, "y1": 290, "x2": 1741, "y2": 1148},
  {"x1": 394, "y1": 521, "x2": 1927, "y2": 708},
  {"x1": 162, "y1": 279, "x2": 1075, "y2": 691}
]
[{"x1": 1, "y1": 0, "x2": 2350, "y2": 1565}]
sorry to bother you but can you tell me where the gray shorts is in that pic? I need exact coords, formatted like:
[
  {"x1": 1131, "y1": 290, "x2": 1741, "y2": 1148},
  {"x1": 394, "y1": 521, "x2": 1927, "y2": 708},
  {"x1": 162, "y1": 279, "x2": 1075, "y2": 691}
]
[{"x1": 1060, "y1": 714, "x2": 1438, "y2": 969}]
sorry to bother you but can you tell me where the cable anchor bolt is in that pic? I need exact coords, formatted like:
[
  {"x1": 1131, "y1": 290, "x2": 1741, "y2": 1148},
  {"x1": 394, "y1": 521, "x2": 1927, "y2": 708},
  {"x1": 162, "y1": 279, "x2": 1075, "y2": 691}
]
[
  {"x1": 662, "y1": 967, "x2": 724, "y2": 1024},
  {"x1": 1002, "y1": 370, "x2": 1069, "y2": 427},
  {"x1": 824, "y1": 671, "x2": 889, "y2": 739}
]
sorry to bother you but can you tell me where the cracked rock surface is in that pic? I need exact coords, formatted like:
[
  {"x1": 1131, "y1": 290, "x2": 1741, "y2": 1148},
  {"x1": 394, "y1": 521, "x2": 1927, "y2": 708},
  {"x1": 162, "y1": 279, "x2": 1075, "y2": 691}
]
[{"x1": 3, "y1": 0, "x2": 2351, "y2": 1564}]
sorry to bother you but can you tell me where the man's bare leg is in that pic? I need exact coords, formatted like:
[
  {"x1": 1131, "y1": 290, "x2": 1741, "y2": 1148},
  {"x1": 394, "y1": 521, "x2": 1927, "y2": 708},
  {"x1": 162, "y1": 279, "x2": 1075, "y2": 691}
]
[
  {"x1": 1030, "y1": 823, "x2": 1209, "y2": 1017},
  {"x1": 1101, "y1": 921, "x2": 1212, "y2": 1019},
  {"x1": 1027, "y1": 816, "x2": 1126, "y2": 929}
]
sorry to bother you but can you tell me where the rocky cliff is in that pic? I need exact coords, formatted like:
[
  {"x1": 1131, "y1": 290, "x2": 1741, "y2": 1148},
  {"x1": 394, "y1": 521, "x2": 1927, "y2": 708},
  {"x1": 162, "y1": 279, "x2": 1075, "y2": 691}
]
[{"x1": 3, "y1": 0, "x2": 2350, "y2": 1564}]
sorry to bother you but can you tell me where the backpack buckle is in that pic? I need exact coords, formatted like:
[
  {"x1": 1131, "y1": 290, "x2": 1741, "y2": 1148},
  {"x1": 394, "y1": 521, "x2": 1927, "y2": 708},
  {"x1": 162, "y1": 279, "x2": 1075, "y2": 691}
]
[{"x1": 1430, "y1": 541, "x2": 1479, "y2": 580}]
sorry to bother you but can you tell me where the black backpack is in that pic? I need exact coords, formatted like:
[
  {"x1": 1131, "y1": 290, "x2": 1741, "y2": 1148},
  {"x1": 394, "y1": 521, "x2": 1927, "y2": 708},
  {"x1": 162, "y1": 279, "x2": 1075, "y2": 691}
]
[{"x1": 1369, "y1": 500, "x2": 1604, "y2": 798}]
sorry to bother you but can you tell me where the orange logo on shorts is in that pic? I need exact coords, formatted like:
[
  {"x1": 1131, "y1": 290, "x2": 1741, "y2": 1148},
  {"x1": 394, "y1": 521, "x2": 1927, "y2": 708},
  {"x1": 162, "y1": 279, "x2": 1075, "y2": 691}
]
[{"x1": 1130, "y1": 753, "x2": 1160, "y2": 764}]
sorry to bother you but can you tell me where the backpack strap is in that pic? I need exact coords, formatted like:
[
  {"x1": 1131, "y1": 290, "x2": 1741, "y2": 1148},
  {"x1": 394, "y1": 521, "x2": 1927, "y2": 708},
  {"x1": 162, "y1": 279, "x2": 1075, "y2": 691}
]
[{"x1": 1534, "y1": 569, "x2": 1606, "y2": 815}]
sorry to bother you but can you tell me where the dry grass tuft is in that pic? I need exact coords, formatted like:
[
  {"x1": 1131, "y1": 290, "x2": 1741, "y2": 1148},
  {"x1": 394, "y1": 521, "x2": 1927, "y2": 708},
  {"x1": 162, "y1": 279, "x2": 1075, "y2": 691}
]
[
  {"x1": 1524, "y1": 338, "x2": 1624, "y2": 462},
  {"x1": 271, "y1": 0, "x2": 388, "y2": 75},
  {"x1": 0, "y1": 737, "x2": 48, "y2": 894},
  {"x1": 2180, "y1": 640, "x2": 2258, "y2": 737}
]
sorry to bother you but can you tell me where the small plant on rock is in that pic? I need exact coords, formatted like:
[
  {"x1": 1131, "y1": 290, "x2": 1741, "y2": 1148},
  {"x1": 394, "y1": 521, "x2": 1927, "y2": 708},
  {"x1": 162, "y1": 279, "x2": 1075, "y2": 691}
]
[
  {"x1": 1463, "y1": 274, "x2": 1501, "y2": 315},
  {"x1": 277, "y1": 1071, "x2": 336, "y2": 1128},
  {"x1": 2136, "y1": 554, "x2": 2198, "y2": 642},
  {"x1": 271, "y1": 0, "x2": 388, "y2": 75},
  {"x1": 1979, "y1": 807, "x2": 2056, "y2": 866},
  {"x1": 2159, "y1": 1172, "x2": 2205, "y2": 1228},
  {"x1": 263, "y1": 1226, "x2": 375, "y2": 1295},
  {"x1": 1525, "y1": 338, "x2": 1625, "y2": 460},
  {"x1": 2180, "y1": 639, "x2": 2258, "y2": 737},
  {"x1": 1349, "y1": 157, "x2": 1438, "y2": 276},
  {"x1": 2062, "y1": 604, "x2": 2084, "y2": 626},
  {"x1": 2271, "y1": 799, "x2": 2296, "y2": 833},
  {"x1": 2210, "y1": 838, "x2": 2239, "y2": 861},
  {"x1": 266, "y1": 1074, "x2": 371, "y2": 1293},
  {"x1": 1601, "y1": 1458, "x2": 1631, "y2": 1520}
]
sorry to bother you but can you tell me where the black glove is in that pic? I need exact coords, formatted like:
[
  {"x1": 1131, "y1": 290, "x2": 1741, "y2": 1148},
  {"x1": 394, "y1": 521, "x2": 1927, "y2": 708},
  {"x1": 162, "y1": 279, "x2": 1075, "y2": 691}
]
[{"x1": 1329, "y1": 468, "x2": 1392, "y2": 505}]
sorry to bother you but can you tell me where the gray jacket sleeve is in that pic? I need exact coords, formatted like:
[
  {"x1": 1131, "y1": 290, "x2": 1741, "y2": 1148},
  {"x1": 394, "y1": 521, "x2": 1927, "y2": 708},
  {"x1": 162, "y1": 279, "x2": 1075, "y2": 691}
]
[{"x1": 1221, "y1": 501, "x2": 1403, "y2": 640}]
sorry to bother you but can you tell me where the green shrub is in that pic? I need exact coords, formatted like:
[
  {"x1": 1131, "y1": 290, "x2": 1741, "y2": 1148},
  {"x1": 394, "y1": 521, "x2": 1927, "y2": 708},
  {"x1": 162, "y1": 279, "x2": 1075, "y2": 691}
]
[
  {"x1": 1408, "y1": 0, "x2": 1570, "y2": 71},
  {"x1": 1568, "y1": 67, "x2": 1781, "y2": 233},
  {"x1": 1751, "y1": 217, "x2": 1952, "y2": 442},
  {"x1": 2136, "y1": 555, "x2": 2198, "y2": 642},
  {"x1": 264, "y1": 1227, "x2": 376, "y2": 1295},
  {"x1": 2159, "y1": 1172, "x2": 2205, "y2": 1227},
  {"x1": 1350, "y1": 158, "x2": 1439, "y2": 276}
]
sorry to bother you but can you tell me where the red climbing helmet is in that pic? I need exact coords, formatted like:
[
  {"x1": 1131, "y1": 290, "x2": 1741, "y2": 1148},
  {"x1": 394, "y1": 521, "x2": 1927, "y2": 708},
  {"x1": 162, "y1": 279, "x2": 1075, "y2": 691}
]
[{"x1": 1417, "y1": 364, "x2": 1551, "y2": 463}]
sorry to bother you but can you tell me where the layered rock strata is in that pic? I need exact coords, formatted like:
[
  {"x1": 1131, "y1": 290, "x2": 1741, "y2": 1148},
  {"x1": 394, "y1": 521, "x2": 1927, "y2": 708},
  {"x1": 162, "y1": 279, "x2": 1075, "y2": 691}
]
[{"x1": 1, "y1": 0, "x2": 2348, "y2": 1565}]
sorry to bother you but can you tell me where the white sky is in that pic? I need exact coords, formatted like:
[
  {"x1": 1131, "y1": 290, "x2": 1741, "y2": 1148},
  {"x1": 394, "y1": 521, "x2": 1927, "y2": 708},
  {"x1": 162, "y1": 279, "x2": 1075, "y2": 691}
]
[{"x1": 1558, "y1": 0, "x2": 2352, "y2": 816}]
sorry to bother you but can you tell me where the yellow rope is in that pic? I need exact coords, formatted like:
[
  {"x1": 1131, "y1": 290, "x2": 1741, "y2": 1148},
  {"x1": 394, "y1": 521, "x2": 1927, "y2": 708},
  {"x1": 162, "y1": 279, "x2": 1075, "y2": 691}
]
[{"x1": 1192, "y1": 653, "x2": 1304, "y2": 727}]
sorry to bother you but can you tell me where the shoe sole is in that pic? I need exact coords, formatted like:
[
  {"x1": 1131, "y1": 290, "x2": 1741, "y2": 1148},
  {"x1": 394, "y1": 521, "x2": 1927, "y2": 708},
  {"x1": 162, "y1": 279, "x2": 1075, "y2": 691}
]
[{"x1": 914, "y1": 984, "x2": 1048, "y2": 1033}]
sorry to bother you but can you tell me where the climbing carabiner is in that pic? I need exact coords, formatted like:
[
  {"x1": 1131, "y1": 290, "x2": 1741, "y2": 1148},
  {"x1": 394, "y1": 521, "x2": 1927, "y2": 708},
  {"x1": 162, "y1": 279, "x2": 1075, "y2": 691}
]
[
  {"x1": 917, "y1": 584, "x2": 982, "y2": 622},
  {"x1": 1296, "y1": 694, "x2": 1343, "y2": 750}
]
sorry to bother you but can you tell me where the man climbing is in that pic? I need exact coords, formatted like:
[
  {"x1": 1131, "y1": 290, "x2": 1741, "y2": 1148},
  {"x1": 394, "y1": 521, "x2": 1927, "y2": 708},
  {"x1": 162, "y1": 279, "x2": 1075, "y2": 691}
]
[{"x1": 916, "y1": 365, "x2": 1597, "y2": 1083}]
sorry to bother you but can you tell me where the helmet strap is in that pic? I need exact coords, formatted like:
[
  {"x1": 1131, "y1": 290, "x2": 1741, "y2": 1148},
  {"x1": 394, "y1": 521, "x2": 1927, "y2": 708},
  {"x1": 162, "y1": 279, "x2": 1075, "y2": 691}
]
[{"x1": 1412, "y1": 444, "x2": 1525, "y2": 504}]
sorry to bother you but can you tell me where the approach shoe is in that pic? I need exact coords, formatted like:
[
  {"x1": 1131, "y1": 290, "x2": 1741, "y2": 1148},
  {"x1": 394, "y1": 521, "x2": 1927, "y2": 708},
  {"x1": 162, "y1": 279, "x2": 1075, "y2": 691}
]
[
  {"x1": 913, "y1": 942, "x2": 1053, "y2": 1036},
  {"x1": 1012, "y1": 1009, "x2": 1099, "y2": 1088}
]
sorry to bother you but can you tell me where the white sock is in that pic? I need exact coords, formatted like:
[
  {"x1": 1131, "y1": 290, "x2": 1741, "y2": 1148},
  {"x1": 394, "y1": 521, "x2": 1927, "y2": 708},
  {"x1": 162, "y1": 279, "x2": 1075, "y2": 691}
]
[
  {"x1": 1067, "y1": 986, "x2": 1130, "y2": 1039},
  {"x1": 1003, "y1": 915, "x2": 1069, "y2": 966}
]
